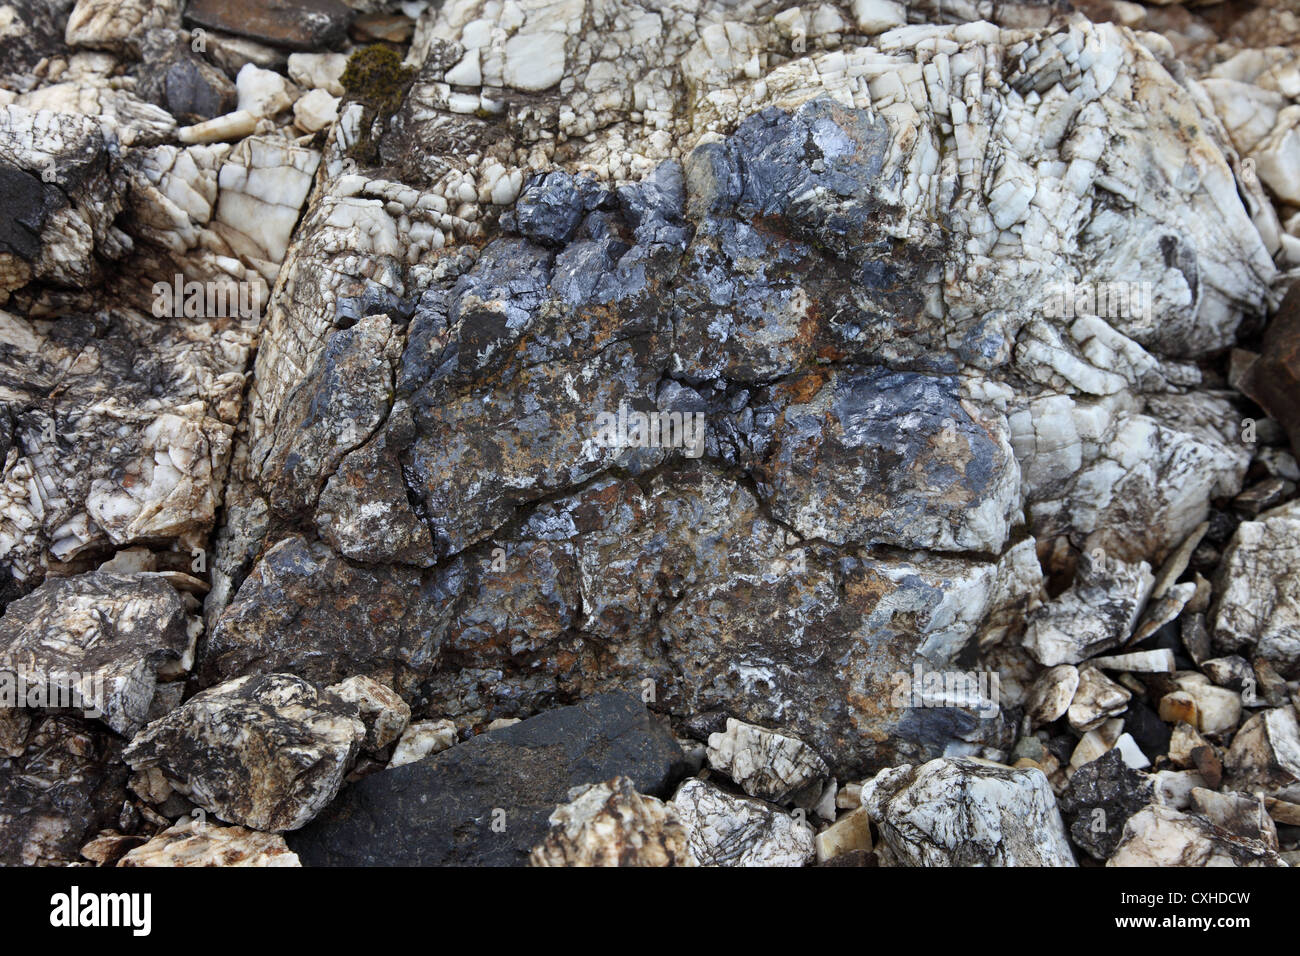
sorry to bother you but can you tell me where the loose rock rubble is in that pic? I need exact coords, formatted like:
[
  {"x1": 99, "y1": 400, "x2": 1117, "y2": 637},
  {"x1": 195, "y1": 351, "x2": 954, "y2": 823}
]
[{"x1": 2, "y1": 0, "x2": 1300, "y2": 868}]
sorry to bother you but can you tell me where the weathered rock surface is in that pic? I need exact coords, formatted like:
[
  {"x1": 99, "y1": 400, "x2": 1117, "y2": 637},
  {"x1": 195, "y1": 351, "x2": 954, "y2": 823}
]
[
  {"x1": 706, "y1": 718, "x2": 830, "y2": 807},
  {"x1": 123, "y1": 673, "x2": 365, "y2": 832},
  {"x1": 288, "y1": 693, "x2": 689, "y2": 866},
  {"x1": 671, "y1": 776, "x2": 816, "y2": 867},
  {"x1": 1058, "y1": 748, "x2": 1153, "y2": 861},
  {"x1": 1212, "y1": 501, "x2": 1300, "y2": 677},
  {"x1": 0, "y1": 571, "x2": 197, "y2": 734},
  {"x1": 1225, "y1": 706, "x2": 1300, "y2": 802},
  {"x1": 199, "y1": 535, "x2": 446, "y2": 692},
  {"x1": 529, "y1": 776, "x2": 696, "y2": 867},
  {"x1": 862, "y1": 757, "x2": 1076, "y2": 866},
  {"x1": 1108, "y1": 804, "x2": 1287, "y2": 866},
  {"x1": 3, "y1": 0, "x2": 1300, "y2": 870},
  {"x1": 0, "y1": 715, "x2": 128, "y2": 865},
  {"x1": 119, "y1": 816, "x2": 301, "y2": 866}
]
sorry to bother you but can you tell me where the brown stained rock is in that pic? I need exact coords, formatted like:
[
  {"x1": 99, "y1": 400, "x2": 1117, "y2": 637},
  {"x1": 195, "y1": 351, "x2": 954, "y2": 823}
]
[
  {"x1": 184, "y1": 0, "x2": 354, "y2": 51},
  {"x1": 1191, "y1": 745, "x2": 1224, "y2": 790},
  {"x1": 1238, "y1": 283, "x2": 1300, "y2": 457},
  {"x1": 123, "y1": 673, "x2": 365, "y2": 832}
]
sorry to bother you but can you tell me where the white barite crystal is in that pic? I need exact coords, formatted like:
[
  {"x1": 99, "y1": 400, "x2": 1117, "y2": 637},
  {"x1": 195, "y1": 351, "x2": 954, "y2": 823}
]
[
  {"x1": 178, "y1": 110, "x2": 259, "y2": 145},
  {"x1": 294, "y1": 89, "x2": 340, "y2": 133},
  {"x1": 1107, "y1": 805, "x2": 1285, "y2": 867},
  {"x1": 118, "y1": 817, "x2": 300, "y2": 867},
  {"x1": 852, "y1": 0, "x2": 907, "y2": 33},
  {"x1": 502, "y1": 30, "x2": 567, "y2": 91},
  {"x1": 1087, "y1": 649, "x2": 1176, "y2": 673},
  {"x1": 16, "y1": 82, "x2": 176, "y2": 145},
  {"x1": 1112, "y1": 733, "x2": 1150, "y2": 770},
  {"x1": 529, "y1": 777, "x2": 696, "y2": 867},
  {"x1": 445, "y1": 48, "x2": 482, "y2": 86},
  {"x1": 1066, "y1": 666, "x2": 1131, "y2": 732},
  {"x1": 64, "y1": 0, "x2": 181, "y2": 53},
  {"x1": 326, "y1": 675, "x2": 410, "y2": 751},
  {"x1": 861, "y1": 758, "x2": 1076, "y2": 866},
  {"x1": 388, "y1": 718, "x2": 457, "y2": 768},
  {"x1": 1213, "y1": 500, "x2": 1300, "y2": 676},
  {"x1": 235, "y1": 63, "x2": 295, "y2": 118},
  {"x1": 213, "y1": 137, "x2": 322, "y2": 273},
  {"x1": 1025, "y1": 664, "x2": 1079, "y2": 725},
  {"x1": 1226, "y1": 707, "x2": 1300, "y2": 802},
  {"x1": 1023, "y1": 552, "x2": 1154, "y2": 666},
  {"x1": 707, "y1": 718, "x2": 830, "y2": 806},
  {"x1": 288, "y1": 53, "x2": 349, "y2": 97},
  {"x1": 86, "y1": 412, "x2": 232, "y2": 546},
  {"x1": 671, "y1": 778, "x2": 815, "y2": 867},
  {"x1": 1251, "y1": 105, "x2": 1300, "y2": 206}
]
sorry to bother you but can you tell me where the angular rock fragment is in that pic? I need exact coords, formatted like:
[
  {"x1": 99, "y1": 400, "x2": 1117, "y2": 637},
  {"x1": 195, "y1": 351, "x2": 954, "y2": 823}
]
[
  {"x1": 0, "y1": 571, "x2": 197, "y2": 735},
  {"x1": 119, "y1": 816, "x2": 300, "y2": 867},
  {"x1": 0, "y1": 716, "x2": 129, "y2": 865},
  {"x1": 1023, "y1": 552, "x2": 1154, "y2": 666},
  {"x1": 815, "y1": 807, "x2": 874, "y2": 864},
  {"x1": 861, "y1": 758, "x2": 1076, "y2": 866},
  {"x1": 1163, "y1": 673, "x2": 1242, "y2": 735},
  {"x1": 289, "y1": 693, "x2": 687, "y2": 866},
  {"x1": 1189, "y1": 788, "x2": 1278, "y2": 850},
  {"x1": 529, "y1": 776, "x2": 696, "y2": 867},
  {"x1": 1058, "y1": 749, "x2": 1153, "y2": 861},
  {"x1": 671, "y1": 777, "x2": 815, "y2": 868},
  {"x1": 1066, "y1": 666, "x2": 1131, "y2": 732},
  {"x1": 1025, "y1": 664, "x2": 1079, "y2": 726},
  {"x1": 325, "y1": 675, "x2": 409, "y2": 752},
  {"x1": 123, "y1": 673, "x2": 365, "y2": 832},
  {"x1": 1087, "y1": 649, "x2": 1176, "y2": 673},
  {"x1": 1108, "y1": 804, "x2": 1286, "y2": 867},
  {"x1": 1212, "y1": 500, "x2": 1300, "y2": 678},
  {"x1": 1225, "y1": 707, "x2": 1300, "y2": 802},
  {"x1": 387, "y1": 718, "x2": 456, "y2": 768},
  {"x1": 185, "y1": 0, "x2": 354, "y2": 51},
  {"x1": 707, "y1": 718, "x2": 830, "y2": 807}
]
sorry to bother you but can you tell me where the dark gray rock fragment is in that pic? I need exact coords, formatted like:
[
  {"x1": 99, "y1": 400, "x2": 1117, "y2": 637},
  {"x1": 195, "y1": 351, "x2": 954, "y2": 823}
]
[
  {"x1": 288, "y1": 692, "x2": 688, "y2": 866},
  {"x1": 1059, "y1": 748, "x2": 1154, "y2": 861}
]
